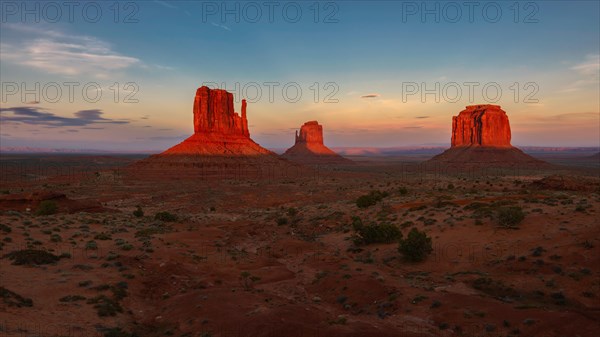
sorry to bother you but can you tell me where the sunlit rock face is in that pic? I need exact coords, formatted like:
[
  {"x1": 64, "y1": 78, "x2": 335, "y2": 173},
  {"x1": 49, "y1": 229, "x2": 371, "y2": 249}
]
[
  {"x1": 451, "y1": 105, "x2": 511, "y2": 148},
  {"x1": 427, "y1": 105, "x2": 548, "y2": 167},
  {"x1": 160, "y1": 86, "x2": 271, "y2": 156}
]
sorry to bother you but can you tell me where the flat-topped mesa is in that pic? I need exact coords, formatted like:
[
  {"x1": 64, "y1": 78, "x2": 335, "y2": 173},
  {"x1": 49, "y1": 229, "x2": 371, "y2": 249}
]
[
  {"x1": 426, "y1": 104, "x2": 549, "y2": 167},
  {"x1": 283, "y1": 120, "x2": 353, "y2": 165},
  {"x1": 451, "y1": 104, "x2": 511, "y2": 148},
  {"x1": 295, "y1": 121, "x2": 324, "y2": 145},
  {"x1": 193, "y1": 86, "x2": 249, "y2": 137}
]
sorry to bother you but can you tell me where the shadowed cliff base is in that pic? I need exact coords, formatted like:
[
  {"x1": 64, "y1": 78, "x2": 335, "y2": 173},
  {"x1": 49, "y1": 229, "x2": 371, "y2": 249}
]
[
  {"x1": 426, "y1": 105, "x2": 552, "y2": 168},
  {"x1": 129, "y1": 154, "x2": 319, "y2": 182},
  {"x1": 426, "y1": 146, "x2": 551, "y2": 168},
  {"x1": 283, "y1": 121, "x2": 354, "y2": 166}
]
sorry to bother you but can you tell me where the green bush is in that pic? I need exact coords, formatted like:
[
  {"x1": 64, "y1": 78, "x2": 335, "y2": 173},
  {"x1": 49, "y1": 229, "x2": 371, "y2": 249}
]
[
  {"x1": 352, "y1": 216, "x2": 402, "y2": 245},
  {"x1": 356, "y1": 190, "x2": 389, "y2": 208},
  {"x1": 496, "y1": 206, "x2": 525, "y2": 227},
  {"x1": 4, "y1": 249, "x2": 61, "y2": 265},
  {"x1": 1, "y1": 287, "x2": 33, "y2": 307},
  {"x1": 132, "y1": 206, "x2": 144, "y2": 218},
  {"x1": 103, "y1": 328, "x2": 139, "y2": 337},
  {"x1": 35, "y1": 200, "x2": 58, "y2": 216},
  {"x1": 398, "y1": 228, "x2": 433, "y2": 262},
  {"x1": 287, "y1": 207, "x2": 298, "y2": 216},
  {"x1": 154, "y1": 211, "x2": 178, "y2": 222},
  {"x1": 87, "y1": 295, "x2": 123, "y2": 317}
]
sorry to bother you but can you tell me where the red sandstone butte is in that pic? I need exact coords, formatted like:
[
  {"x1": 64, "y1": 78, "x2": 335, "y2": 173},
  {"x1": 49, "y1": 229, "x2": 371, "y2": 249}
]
[
  {"x1": 152, "y1": 86, "x2": 273, "y2": 156},
  {"x1": 428, "y1": 105, "x2": 547, "y2": 167},
  {"x1": 451, "y1": 105, "x2": 511, "y2": 148},
  {"x1": 282, "y1": 121, "x2": 352, "y2": 165}
]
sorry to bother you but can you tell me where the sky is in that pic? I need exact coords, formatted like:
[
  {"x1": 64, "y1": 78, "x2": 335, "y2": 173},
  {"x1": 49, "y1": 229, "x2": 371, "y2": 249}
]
[{"x1": 1, "y1": 0, "x2": 599, "y2": 151}]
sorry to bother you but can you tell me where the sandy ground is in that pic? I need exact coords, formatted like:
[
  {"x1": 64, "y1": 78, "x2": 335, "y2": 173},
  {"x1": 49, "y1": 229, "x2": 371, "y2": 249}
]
[{"x1": 0, "y1": 155, "x2": 599, "y2": 337}]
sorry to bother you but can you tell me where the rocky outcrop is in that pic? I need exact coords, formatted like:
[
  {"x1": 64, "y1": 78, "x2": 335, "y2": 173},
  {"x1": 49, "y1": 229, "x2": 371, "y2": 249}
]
[
  {"x1": 427, "y1": 105, "x2": 548, "y2": 167},
  {"x1": 132, "y1": 86, "x2": 305, "y2": 180},
  {"x1": 283, "y1": 121, "x2": 352, "y2": 165},
  {"x1": 153, "y1": 86, "x2": 272, "y2": 156},
  {"x1": 193, "y1": 86, "x2": 249, "y2": 137},
  {"x1": 451, "y1": 105, "x2": 511, "y2": 148},
  {"x1": 295, "y1": 121, "x2": 324, "y2": 146}
]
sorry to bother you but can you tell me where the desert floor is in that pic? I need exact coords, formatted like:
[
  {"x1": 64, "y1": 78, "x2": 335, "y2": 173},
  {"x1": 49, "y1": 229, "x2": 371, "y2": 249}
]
[{"x1": 1, "y1": 154, "x2": 599, "y2": 337}]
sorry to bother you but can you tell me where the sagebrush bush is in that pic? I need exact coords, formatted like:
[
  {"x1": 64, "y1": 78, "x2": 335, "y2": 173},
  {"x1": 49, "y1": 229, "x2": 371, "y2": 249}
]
[
  {"x1": 352, "y1": 216, "x2": 402, "y2": 245},
  {"x1": 35, "y1": 200, "x2": 58, "y2": 216},
  {"x1": 398, "y1": 228, "x2": 433, "y2": 262},
  {"x1": 356, "y1": 190, "x2": 389, "y2": 208},
  {"x1": 496, "y1": 206, "x2": 525, "y2": 227},
  {"x1": 4, "y1": 249, "x2": 61, "y2": 265},
  {"x1": 132, "y1": 206, "x2": 144, "y2": 218},
  {"x1": 154, "y1": 211, "x2": 178, "y2": 222}
]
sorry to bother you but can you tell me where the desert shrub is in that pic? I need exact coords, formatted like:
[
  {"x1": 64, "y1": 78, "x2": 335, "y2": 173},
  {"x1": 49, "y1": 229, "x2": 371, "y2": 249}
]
[
  {"x1": 287, "y1": 207, "x2": 298, "y2": 216},
  {"x1": 85, "y1": 241, "x2": 98, "y2": 250},
  {"x1": 103, "y1": 328, "x2": 139, "y2": 337},
  {"x1": 351, "y1": 216, "x2": 402, "y2": 245},
  {"x1": 356, "y1": 190, "x2": 389, "y2": 208},
  {"x1": 59, "y1": 295, "x2": 86, "y2": 302},
  {"x1": 276, "y1": 217, "x2": 288, "y2": 226},
  {"x1": 1, "y1": 287, "x2": 33, "y2": 307},
  {"x1": 154, "y1": 211, "x2": 178, "y2": 222},
  {"x1": 240, "y1": 271, "x2": 261, "y2": 290},
  {"x1": 398, "y1": 187, "x2": 408, "y2": 195},
  {"x1": 135, "y1": 225, "x2": 168, "y2": 238},
  {"x1": 94, "y1": 233, "x2": 112, "y2": 240},
  {"x1": 87, "y1": 295, "x2": 123, "y2": 317},
  {"x1": 496, "y1": 206, "x2": 525, "y2": 228},
  {"x1": 398, "y1": 228, "x2": 433, "y2": 262},
  {"x1": 79, "y1": 280, "x2": 92, "y2": 287},
  {"x1": 35, "y1": 200, "x2": 58, "y2": 216},
  {"x1": 0, "y1": 224, "x2": 12, "y2": 233},
  {"x1": 4, "y1": 249, "x2": 60, "y2": 265},
  {"x1": 132, "y1": 206, "x2": 144, "y2": 218}
]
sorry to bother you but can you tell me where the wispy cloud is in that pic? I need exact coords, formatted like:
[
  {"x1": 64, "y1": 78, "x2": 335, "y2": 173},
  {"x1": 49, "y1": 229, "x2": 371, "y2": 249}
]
[
  {"x1": 211, "y1": 22, "x2": 232, "y2": 31},
  {"x1": 561, "y1": 54, "x2": 600, "y2": 93},
  {"x1": 361, "y1": 93, "x2": 380, "y2": 98},
  {"x1": 572, "y1": 54, "x2": 600, "y2": 77},
  {"x1": 416, "y1": 116, "x2": 429, "y2": 119},
  {"x1": 1, "y1": 24, "x2": 140, "y2": 78},
  {"x1": 154, "y1": 0, "x2": 177, "y2": 9},
  {"x1": 0, "y1": 107, "x2": 129, "y2": 127}
]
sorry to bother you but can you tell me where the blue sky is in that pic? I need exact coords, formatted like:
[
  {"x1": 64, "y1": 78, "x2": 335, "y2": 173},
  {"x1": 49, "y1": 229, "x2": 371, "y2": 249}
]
[{"x1": 1, "y1": 0, "x2": 599, "y2": 151}]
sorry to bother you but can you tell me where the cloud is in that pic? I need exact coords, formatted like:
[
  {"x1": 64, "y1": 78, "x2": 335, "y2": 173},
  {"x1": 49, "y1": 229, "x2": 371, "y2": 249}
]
[
  {"x1": 26, "y1": 101, "x2": 40, "y2": 104},
  {"x1": 561, "y1": 54, "x2": 600, "y2": 93},
  {"x1": 0, "y1": 107, "x2": 129, "y2": 127},
  {"x1": 404, "y1": 126, "x2": 424, "y2": 129},
  {"x1": 1, "y1": 24, "x2": 139, "y2": 78},
  {"x1": 416, "y1": 116, "x2": 429, "y2": 119},
  {"x1": 211, "y1": 22, "x2": 232, "y2": 31},
  {"x1": 572, "y1": 54, "x2": 600, "y2": 77},
  {"x1": 154, "y1": 0, "x2": 177, "y2": 9},
  {"x1": 361, "y1": 94, "x2": 380, "y2": 98}
]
